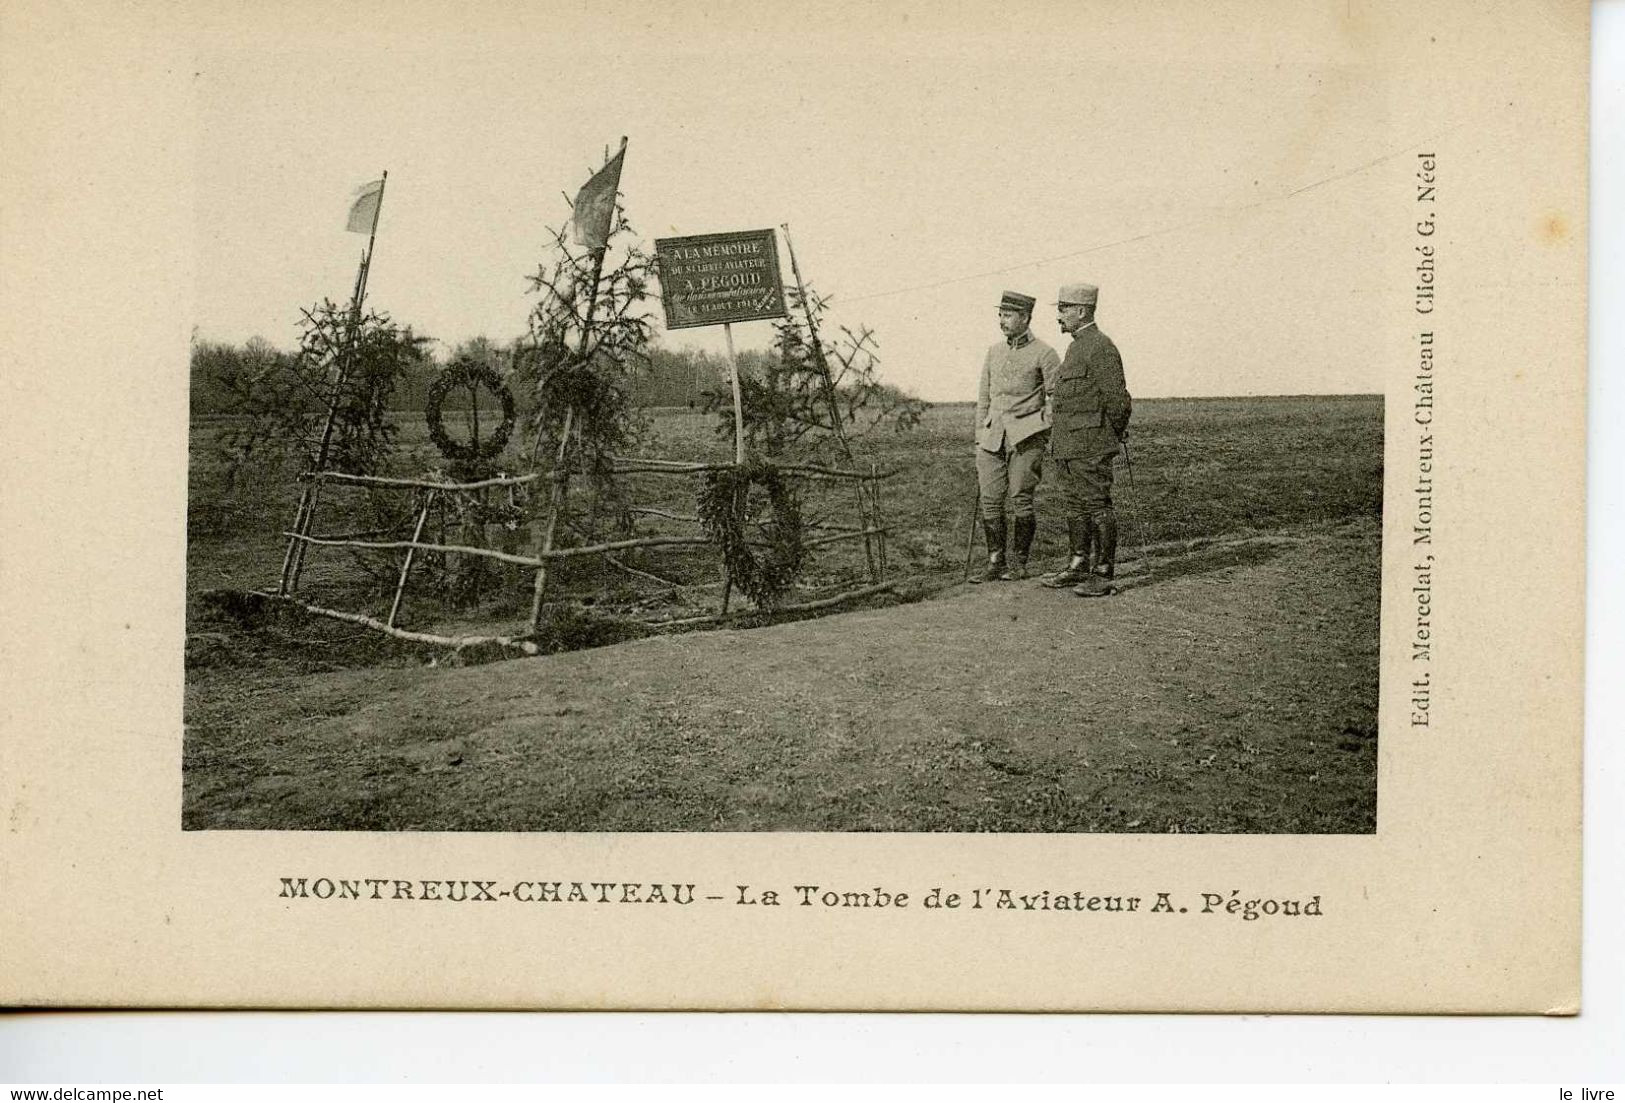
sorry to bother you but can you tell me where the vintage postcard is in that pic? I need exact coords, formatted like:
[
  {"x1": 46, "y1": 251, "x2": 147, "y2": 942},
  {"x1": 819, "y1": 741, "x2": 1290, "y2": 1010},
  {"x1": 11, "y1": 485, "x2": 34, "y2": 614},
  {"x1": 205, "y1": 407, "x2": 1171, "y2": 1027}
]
[{"x1": 0, "y1": 0, "x2": 1586, "y2": 1011}]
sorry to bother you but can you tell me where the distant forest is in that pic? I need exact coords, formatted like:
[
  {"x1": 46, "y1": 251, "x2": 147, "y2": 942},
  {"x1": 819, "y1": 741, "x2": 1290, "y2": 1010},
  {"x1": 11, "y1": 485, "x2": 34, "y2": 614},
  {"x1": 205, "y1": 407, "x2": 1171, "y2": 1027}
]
[{"x1": 189, "y1": 335, "x2": 768, "y2": 416}]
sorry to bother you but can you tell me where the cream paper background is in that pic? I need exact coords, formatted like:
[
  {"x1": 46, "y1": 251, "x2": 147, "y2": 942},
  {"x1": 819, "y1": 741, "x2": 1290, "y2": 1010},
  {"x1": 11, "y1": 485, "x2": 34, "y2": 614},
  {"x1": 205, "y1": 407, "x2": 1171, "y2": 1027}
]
[{"x1": 0, "y1": 0, "x2": 1586, "y2": 1011}]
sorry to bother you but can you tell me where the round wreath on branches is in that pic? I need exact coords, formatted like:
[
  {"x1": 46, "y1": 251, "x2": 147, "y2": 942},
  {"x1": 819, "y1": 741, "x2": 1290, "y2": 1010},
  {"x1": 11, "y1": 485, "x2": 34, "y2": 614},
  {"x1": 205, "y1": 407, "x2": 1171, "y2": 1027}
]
[
  {"x1": 425, "y1": 358, "x2": 517, "y2": 466},
  {"x1": 696, "y1": 460, "x2": 805, "y2": 610}
]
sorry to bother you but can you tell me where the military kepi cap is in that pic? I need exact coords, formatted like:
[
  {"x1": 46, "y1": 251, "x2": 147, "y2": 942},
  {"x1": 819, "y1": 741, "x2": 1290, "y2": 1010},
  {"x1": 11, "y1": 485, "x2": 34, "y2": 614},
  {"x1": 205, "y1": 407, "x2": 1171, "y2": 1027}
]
[
  {"x1": 1056, "y1": 282, "x2": 1100, "y2": 306},
  {"x1": 1000, "y1": 290, "x2": 1037, "y2": 313}
]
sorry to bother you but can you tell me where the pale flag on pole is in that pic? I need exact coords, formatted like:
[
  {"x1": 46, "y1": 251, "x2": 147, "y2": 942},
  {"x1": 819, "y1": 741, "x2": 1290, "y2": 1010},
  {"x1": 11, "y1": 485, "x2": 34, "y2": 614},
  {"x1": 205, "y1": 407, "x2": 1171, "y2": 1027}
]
[
  {"x1": 571, "y1": 137, "x2": 627, "y2": 250},
  {"x1": 346, "y1": 179, "x2": 385, "y2": 234}
]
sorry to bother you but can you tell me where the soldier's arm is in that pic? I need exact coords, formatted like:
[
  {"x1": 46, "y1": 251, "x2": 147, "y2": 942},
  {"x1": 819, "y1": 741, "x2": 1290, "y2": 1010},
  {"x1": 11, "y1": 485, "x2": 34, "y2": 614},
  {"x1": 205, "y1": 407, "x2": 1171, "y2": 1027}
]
[
  {"x1": 1101, "y1": 345, "x2": 1132, "y2": 439},
  {"x1": 976, "y1": 350, "x2": 993, "y2": 429}
]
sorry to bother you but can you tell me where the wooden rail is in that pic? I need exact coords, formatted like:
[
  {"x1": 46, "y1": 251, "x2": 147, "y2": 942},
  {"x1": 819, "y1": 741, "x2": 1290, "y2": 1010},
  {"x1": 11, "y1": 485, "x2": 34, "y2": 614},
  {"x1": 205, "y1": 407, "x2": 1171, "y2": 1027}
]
[
  {"x1": 644, "y1": 580, "x2": 898, "y2": 628},
  {"x1": 284, "y1": 531, "x2": 714, "y2": 564},
  {"x1": 306, "y1": 470, "x2": 544, "y2": 491},
  {"x1": 627, "y1": 506, "x2": 864, "y2": 535},
  {"x1": 304, "y1": 460, "x2": 895, "y2": 490},
  {"x1": 609, "y1": 458, "x2": 897, "y2": 482},
  {"x1": 258, "y1": 592, "x2": 541, "y2": 653},
  {"x1": 798, "y1": 527, "x2": 892, "y2": 550}
]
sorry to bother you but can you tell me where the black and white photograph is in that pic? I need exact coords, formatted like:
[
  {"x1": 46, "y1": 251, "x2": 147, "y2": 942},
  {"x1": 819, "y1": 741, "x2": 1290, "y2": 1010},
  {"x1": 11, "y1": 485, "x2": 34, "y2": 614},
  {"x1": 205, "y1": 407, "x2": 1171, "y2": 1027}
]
[
  {"x1": 181, "y1": 13, "x2": 1384, "y2": 835},
  {"x1": 2, "y1": 0, "x2": 1591, "y2": 1019}
]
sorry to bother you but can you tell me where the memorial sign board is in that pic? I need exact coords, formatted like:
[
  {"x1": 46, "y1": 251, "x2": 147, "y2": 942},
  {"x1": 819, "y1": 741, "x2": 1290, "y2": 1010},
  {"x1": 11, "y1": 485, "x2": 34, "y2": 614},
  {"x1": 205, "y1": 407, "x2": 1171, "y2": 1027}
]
[{"x1": 653, "y1": 229, "x2": 788, "y2": 330}]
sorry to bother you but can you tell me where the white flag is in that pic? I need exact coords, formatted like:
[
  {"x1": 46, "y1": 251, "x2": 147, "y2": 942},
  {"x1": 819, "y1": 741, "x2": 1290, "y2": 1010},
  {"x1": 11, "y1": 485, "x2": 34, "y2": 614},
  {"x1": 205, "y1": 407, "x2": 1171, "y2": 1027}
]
[
  {"x1": 346, "y1": 179, "x2": 384, "y2": 234},
  {"x1": 571, "y1": 139, "x2": 626, "y2": 250}
]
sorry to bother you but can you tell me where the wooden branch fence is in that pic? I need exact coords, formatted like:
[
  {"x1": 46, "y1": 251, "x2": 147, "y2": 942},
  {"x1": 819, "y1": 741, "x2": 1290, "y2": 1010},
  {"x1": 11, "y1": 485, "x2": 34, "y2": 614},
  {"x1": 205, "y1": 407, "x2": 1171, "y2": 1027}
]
[{"x1": 268, "y1": 458, "x2": 896, "y2": 651}]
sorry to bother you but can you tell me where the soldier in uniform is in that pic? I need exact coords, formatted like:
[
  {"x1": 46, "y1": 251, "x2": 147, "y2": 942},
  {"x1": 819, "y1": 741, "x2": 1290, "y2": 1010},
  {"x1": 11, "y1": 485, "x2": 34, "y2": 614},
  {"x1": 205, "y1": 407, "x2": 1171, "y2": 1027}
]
[
  {"x1": 973, "y1": 290, "x2": 1061, "y2": 581},
  {"x1": 1042, "y1": 282, "x2": 1131, "y2": 597}
]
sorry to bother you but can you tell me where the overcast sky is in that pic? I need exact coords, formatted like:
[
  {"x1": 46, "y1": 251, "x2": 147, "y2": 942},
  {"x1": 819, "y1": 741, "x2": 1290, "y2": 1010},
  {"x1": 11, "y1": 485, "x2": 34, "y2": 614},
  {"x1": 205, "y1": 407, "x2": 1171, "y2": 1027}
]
[{"x1": 193, "y1": 6, "x2": 1414, "y2": 401}]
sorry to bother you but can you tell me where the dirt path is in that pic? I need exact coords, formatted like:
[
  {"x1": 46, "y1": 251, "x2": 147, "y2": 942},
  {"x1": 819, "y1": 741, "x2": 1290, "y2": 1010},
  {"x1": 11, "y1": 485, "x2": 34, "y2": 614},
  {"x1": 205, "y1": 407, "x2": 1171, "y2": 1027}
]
[{"x1": 184, "y1": 519, "x2": 1379, "y2": 833}]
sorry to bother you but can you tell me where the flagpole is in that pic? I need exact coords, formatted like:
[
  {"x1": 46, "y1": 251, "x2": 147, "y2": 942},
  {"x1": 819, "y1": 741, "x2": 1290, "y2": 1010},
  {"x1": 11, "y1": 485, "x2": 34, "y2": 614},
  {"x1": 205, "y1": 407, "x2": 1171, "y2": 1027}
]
[
  {"x1": 781, "y1": 222, "x2": 877, "y2": 580},
  {"x1": 359, "y1": 170, "x2": 386, "y2": 304},
  {"x1": 279, "y1": 170, "x2": 388, "y2": 595},
  {"x1": 530, "y1": 141, "x2": 624, "y2": 629},
  {"x1": 780, "y1": 223, "x2": 850, "y2": 458}
]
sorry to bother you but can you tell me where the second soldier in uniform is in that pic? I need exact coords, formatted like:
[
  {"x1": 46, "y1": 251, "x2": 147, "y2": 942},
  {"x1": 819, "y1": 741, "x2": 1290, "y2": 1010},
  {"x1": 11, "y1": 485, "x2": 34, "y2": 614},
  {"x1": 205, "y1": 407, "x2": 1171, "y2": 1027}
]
[
  {"x1": 1043, "y1": 282, "x2": 1132, "y2": 597},
  {"x1": 974, "y1": 290, "x2": 1061, "y2": 581}
]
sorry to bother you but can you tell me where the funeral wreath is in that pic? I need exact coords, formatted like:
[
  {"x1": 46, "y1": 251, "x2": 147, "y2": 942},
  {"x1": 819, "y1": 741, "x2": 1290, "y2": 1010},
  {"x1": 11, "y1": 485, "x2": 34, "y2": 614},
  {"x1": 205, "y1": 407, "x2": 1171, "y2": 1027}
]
[
  {"x1": 696, "y1": 459, "x2": 806, "y2": 609},
  {"x1": 424, "y1": 357, "x2": 517, "y2": 467}
]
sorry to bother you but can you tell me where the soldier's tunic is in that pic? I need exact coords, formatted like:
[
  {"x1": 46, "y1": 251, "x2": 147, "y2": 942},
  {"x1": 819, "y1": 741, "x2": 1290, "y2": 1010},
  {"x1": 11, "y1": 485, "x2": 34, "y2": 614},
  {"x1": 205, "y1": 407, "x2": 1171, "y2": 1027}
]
[
  {"x1": 974, "y1": 329, "x2": 1060, "y2": 520},
  {"x1": 1049, "y1": 322, "x2": 1131, "y2": 516}
]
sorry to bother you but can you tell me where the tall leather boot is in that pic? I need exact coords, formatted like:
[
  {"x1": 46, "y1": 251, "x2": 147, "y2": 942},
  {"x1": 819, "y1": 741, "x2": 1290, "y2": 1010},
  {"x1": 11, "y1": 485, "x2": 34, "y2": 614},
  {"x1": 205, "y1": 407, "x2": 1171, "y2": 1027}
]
[
  {"x1": 1002, "y1": 515, "x2": 1037, "y2": 580},
  {"x1": 1043, "y1": 517, "x2": 1094, "y2": 587},
  {"x1": 1093, "y1": 508, "x2": 1119, "y2": 579},
  {"x1": 1072, "y1": 510, "x2": 1116, "y2": 597},
  {"x1": 974, "y1": 515, "x2": 1008, "y2": 583}
]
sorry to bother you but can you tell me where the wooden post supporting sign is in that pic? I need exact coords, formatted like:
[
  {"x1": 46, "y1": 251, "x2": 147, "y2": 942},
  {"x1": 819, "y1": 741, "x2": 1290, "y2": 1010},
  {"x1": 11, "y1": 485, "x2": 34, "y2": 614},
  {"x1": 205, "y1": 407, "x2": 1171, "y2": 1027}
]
[
  {"x1": 722, "y1": 321, "x2": 746, "y2": 465},
  {"x1": 279, "y1": 169, "x2": 388, "y2": 596}
]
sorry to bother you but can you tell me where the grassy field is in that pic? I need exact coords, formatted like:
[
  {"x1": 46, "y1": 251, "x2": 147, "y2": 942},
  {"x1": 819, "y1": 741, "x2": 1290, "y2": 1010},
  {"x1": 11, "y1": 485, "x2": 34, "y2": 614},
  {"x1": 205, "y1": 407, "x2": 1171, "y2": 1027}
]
[
  {"x1": 184, "y1": 394, "x2": 1383, "y2": 833},
  {"x1": 187, "y1": 395, "x2": 1382, "y2": 622}
]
